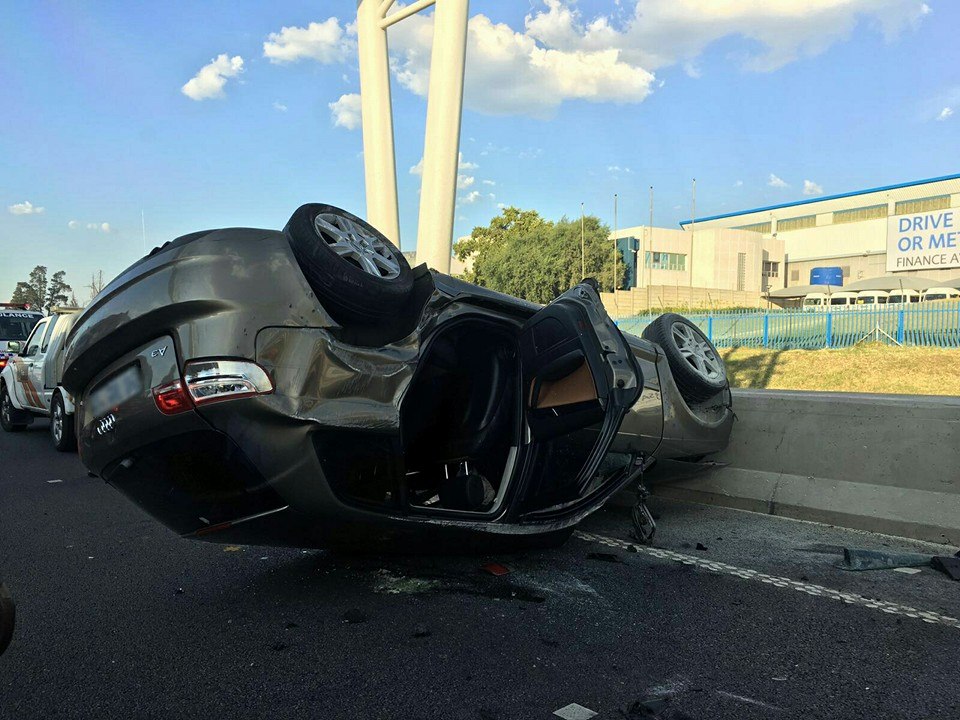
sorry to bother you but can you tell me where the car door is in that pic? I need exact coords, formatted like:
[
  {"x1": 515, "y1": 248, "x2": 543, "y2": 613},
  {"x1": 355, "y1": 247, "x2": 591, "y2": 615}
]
[
  {"x1": 516, "y1": 282, "x2": 642, "y2": 514},
  {"x1": 30, "y1": 315, "x2": 59, "y2": 411},
  {"x1": 14, "y1": 318, "x2": 48, "y2": 410}
]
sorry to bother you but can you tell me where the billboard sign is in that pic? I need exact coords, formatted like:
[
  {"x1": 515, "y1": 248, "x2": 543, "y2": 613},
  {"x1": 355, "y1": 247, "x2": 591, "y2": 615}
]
[
  {"x1": 810, "y1": 267, "x2": 843, "y2": 286},
  {"x1": 887, "y1": 208, "x2": 960, "y2": 272}
]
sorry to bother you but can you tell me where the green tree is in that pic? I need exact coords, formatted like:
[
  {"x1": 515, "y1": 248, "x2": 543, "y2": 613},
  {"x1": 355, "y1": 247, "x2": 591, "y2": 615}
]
[
  {"x1": 10, "y1": 265, "x2": 47, "y2": 309},
  {"x1": 45, "y1": 270, "x2": 72, "y2": 311},
  {"x1": 453, "y1": 207, "x2": 626, "y2": 304}
]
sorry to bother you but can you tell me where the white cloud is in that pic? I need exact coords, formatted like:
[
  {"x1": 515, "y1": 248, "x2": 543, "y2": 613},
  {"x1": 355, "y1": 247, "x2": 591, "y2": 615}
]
[
  {"x1": 68, "y1": 219, "x2": 80, "y2": 229},
  {"x1": 768, "y1": 174, "x2": 789, "y2": 188},
  {"x1": 260, "y1": 2, "x2": 926, "y2": 119},
  {"x1": 459, "y1": 190, "x2": 482, "y2": 205},
  {"x1": 329, "y1": 93, "x2": 361, "y2": 130},
  {"x1": 8, "y1": 201, "x2": 44, "y2": 215},
  {"x1": 937, "y1": 106, "x2": 953, "y2": 121},
  {"x1": 457, "y1": 174, "x2": 475, "y2": 189},
  {"x1": 803, "y1": 179, "x2": 823, "y2": 195},
  {"x1": 482, "y1": 179, "x2": 496, "y2": 186},
  {"x1": 607, "y1": 165, "x2": 632, "y2": 174},
  {"x1": 524, "y1": 0, "x2": 929, "y2": 74},
  {"x1": 389, "y1": 9, "x2": 654, "y2": 118},
  {"x1": 84, "y1": 222, "x2": 112, "y2": 233},
  {"x1": 263, "y1": 18, "x2": 354, "y2": 64},
  {"x1": 734, "y1": 180, "x2": 743, "y2": 187},
  {"x1": 181, "y1": 54, "x2": 244, "y2": 101},
  {"x1": 273, "y1": 101, "x2": 288, "y2": 112}
]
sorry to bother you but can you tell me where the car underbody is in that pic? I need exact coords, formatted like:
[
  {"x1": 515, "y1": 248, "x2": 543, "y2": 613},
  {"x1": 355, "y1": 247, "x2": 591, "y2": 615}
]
[{"x1": 60, "y1": 205, "x2": 733, "y2": 551}]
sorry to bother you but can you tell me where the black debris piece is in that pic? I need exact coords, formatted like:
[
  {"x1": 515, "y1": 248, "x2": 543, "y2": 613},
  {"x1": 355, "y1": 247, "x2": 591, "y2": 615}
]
[
  {"x1": 271, "y1": 641, "x2": 287, "y2": 651},
  {"x1": 587, "y1": 552, "x2": 622, "y2": 563},
  {"x1": 932, "y1": 556, "x2": 960, "y2": 581},
  {"x1": 342, "y1": 609, "x2": 367, "y2": 624},
  {"x1": 695, "y1": 543, "x2": 708, "y2": 552},
  {"x1": 412, "y1": 626, "x2": 431, "y2": 638},
  {"x1": 835, "y1": 548, "x2": 931, "y2": 571},
  {"x1": 284, "y1": 621, "x2": 299, "y2": 630},
  {"x1": 174, "y1": 587, "x2": 184, "y2": 595}
]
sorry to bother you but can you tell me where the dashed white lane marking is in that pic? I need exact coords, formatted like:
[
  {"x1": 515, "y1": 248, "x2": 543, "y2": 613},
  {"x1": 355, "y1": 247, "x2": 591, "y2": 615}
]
[{"x1": 573, "y1": 531, "x2": 960, "y2": 630}]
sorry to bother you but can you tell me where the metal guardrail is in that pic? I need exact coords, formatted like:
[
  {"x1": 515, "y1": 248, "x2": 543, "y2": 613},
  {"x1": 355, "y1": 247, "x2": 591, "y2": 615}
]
[{"x1": 616, "y1": 301, "x2": 960, "y2": 349}]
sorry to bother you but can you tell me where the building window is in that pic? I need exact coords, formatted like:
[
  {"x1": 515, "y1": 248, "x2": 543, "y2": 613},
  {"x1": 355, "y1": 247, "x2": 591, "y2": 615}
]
[
  {"x1": 734, "y1": 222, "x2": 772, "y2": 234},
  {"x1": 776, "y1": 215, "x2": 817, "y2": 232},
  {"x1": 762, "y1": 261, "x2": 779, "y2": 278},
  {"x1": 895, "y1": 195, "x2": 950, "y2": 215},
  {"x1": 737, "y1": 252, "x2": 746, "y2": 291},
  {"x1": 790, "y1": 269, "x2": 800, "y2": 282},
  {"x1": 833, "y1": 204, "x2": 888, "y2": 224},
  {"x1": 644, "y1": 251, "x2": 686, "y2": 271}
]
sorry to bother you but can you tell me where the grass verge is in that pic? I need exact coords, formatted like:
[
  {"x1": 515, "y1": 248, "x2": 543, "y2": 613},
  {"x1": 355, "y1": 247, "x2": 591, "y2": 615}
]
[{"x1": 719, "y1": 343, "x2": 959, "y2": 396}]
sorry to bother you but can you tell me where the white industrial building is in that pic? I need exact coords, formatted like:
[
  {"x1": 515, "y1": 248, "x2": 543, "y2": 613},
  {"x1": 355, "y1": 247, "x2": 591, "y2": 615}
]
[{"x1": 680, "y1": 173, "x2": 960, "y2": 292}]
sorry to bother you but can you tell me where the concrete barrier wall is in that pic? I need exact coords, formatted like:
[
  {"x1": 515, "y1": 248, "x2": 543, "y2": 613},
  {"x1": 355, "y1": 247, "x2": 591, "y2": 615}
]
[{"x1": 649, "y1": 389, "x2": 960, "y2": 545}]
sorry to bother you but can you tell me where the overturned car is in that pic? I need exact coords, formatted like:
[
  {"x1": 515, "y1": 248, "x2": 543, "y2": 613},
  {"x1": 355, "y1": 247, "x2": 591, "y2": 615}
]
[{"x1": 62, "y1": 204, "x2": 733, "y2": 550}]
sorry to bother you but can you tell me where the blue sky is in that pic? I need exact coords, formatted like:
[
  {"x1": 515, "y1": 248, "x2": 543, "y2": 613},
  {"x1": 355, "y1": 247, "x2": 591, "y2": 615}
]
[{"x1": 2, "y1": 0, "x2": 958, "y2": 301}]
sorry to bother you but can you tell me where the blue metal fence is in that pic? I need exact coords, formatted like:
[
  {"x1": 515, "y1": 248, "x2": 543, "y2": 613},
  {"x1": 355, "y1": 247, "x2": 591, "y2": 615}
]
[{"x1": 616, "y1": 301, "x2": 960, "y2": 350}]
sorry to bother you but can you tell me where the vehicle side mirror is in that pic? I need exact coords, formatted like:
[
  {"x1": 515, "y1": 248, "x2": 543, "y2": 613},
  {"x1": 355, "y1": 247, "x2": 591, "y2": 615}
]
[{"x1": 7, "y1": 341, "x2": 21, "y2": 353}]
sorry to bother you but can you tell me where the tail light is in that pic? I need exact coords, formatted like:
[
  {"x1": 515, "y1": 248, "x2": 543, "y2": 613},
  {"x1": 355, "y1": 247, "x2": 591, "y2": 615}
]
[
  {"x1": 152, "y1": 360, "x2": 273, "y2": 415},
  {"x1": 152, "y1": 380, "x2": 193, "y2": 415},
  {"x1": 183, "y1": 359, "x2": 273, "y2": 405}
]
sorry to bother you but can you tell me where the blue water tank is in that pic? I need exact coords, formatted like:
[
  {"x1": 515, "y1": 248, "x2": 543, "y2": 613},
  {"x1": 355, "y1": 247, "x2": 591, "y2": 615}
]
[{"x1": 810, "y1": 267, "x2": 843, "y2": 286}]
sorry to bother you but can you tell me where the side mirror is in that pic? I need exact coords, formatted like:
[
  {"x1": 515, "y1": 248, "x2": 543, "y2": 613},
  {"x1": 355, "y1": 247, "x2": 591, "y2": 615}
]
[{"x1": 6, "y1": 341, "x2": 20, "y2": 353}]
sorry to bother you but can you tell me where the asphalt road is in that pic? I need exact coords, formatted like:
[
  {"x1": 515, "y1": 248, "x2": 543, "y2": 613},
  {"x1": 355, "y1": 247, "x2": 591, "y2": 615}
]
[{"x1": 2, "y1": 420, "x2": 959, "y2": 719}]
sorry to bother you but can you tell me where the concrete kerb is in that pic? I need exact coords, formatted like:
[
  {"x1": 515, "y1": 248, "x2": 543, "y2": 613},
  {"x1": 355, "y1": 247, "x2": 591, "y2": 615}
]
[{"x1": 630, "y1": 389, "x2": 960, "y2": 545}]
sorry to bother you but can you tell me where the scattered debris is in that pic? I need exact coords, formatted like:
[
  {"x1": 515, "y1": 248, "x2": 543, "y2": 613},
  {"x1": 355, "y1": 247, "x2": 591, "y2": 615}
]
[
  {"x1": 716, "y1": 690, "x2": 784, "y2": 713},
  {"x1": 695, "y1": 543, "x2": 708, "y2": 552},
  {"x1": 553, "y1": 702, "x2": 598, "y2": 720},
  {"x1": 223, "y1": 546, "x2": 242, "y2": 552},
  {"x1": 893, "y1": 567, "x2": 923, "y2": 575},
  {"x1": 587, "y1": 552, "x2": 621, "y2": 563},
  {"x1": 932, "y1": 556, "x2": 960, "y2": 581},
  {"x1": 482, "y1": 562, "x2": 511, "y2": 576},
  {"x1": 412, "y1": 625, "x2": 431, "y2": 638},
  {"x1": 284, "y1": 622, "x2": 298, "y2": 630},
  {"x1": 174, "y1": 587, "x2": 184, "y2": 595},
  {"x1": 46, "y1": 479, "x2": 62, "y2": 484},
  {"x1": 342, "y1": 609, "x2": 367, "y2": 624},
  {"x1": 835, "y1": 548, "x2": 931, "y2": 572}
]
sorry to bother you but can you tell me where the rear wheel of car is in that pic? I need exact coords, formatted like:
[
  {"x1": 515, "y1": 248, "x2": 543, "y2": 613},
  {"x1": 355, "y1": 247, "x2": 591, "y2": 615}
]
[
  {"x1": 284, "y1": 203, "x2": 413, "y2": 325},
  {"x1": 50, "y1": 392, "x2": 76, "y2": 452},
  {"x1": 0, "y1": 385, "x2": 27, "y2": 433},
  {"x1": 642, "y1": 313, "x2": 727, "y2": 403}
]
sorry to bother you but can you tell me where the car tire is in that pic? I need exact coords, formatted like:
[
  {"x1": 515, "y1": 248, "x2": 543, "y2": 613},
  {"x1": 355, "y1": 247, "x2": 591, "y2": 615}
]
[
  {"x1": 642, "y1": 313, "x2": 727, "y2": 403},
  {"x1": 50, "y1": 392, "x2": 77, "y2": 452},
  {"x1": 0, "y1": 384, "x2": 28, "y2": 433},
  {"x1": 284, "y1": 203, "x2": 413, "y2": 325}
]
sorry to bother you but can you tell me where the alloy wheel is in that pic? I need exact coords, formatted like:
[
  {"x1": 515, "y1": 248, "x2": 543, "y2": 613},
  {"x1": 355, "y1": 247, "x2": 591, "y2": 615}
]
[
  {"x1": 670, "y1": 321, "x2": 723, "y2": 381},
  {"x1": 313, "y1": 213, "x2": 401, "y2": 280},
  {"x1": 52, "y1": 403, "x2": 63, "y2": 444}
]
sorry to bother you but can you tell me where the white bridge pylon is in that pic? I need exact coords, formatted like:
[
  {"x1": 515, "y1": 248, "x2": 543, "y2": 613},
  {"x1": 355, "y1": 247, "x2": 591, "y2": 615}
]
[{"x1": 356, "y1": 0, "x2": 470, "y2": 274}]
